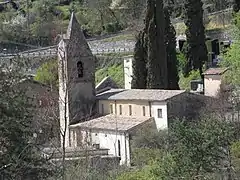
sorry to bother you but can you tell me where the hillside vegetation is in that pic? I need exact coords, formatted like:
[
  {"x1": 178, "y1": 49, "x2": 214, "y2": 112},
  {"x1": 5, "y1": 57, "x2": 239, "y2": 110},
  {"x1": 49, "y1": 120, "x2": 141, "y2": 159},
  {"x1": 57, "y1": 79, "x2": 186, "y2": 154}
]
[
  {"x1": 0, "y1": 0, "x2": 234, "y2": 46},
  {"x1": 1, "y1": 0, "x2": 236, "y2": 89}
]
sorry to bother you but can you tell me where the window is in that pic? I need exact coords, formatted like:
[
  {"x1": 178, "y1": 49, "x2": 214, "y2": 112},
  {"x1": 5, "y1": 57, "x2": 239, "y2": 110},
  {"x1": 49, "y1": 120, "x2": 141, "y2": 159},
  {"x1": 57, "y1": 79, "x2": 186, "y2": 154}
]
[
  {"x1": 119, "y1": 105, "x2": 122, "y2": 115},
  {"x1": 77, "y1": 61, "x2": 83, "y2": 78},
  {"x1": 110, "y1": 104, "x2": 113, "y2": 114},
  {"x1": 101, "y1": 104, "x2": 104, "y2": 114},
  {"x1": 157, "y1": 109, "x2": 162, "y2": 118},
  {"x1": 143, "y1": 106, "x2": 146, "y2": 116},
  {"x1": 118, "y1": 140, "x2": 121, "y2": 157},
  {"x1": 39, "y1": 100, "x2": 42, "y2": 106},
  {"x1": 129, "y1": 105, "x2": 132, "y2": 116}
]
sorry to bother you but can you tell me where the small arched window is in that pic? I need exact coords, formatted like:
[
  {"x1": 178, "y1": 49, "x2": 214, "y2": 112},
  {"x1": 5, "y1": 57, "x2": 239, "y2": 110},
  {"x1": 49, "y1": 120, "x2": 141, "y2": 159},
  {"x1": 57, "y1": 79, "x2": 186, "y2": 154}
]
[{"x1": 77, "y1": 61, "x2": 83, "y2": 78}]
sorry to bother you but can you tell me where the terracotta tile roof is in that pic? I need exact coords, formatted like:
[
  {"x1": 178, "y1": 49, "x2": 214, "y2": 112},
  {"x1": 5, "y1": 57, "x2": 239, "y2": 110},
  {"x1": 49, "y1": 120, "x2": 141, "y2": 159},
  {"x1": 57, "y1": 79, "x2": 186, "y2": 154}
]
[
  {"x1": 70, "y1": 115, "x2": 153, "y2": 132},
  {"x1": 203, "y1": 68, "x2": 229, "y2": 75},
  {"x1": 96, "y1": 89, "x2": 185, "y2": 101}
]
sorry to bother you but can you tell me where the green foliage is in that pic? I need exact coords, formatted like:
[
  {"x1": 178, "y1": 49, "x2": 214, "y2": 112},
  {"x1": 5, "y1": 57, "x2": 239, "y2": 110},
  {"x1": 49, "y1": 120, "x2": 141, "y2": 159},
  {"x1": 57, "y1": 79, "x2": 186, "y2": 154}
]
[
  {"x1": 95, "y1": 64, "x2": 124, "y2": 88},
  {"x1": 117, "y1": 165, "x2": 157, "y2": 180},
  {"x1": 33, "y1": 55, "x2": 125, "y2": 88},
  {"x1": 0, "y1": 0, "x2": 132, "y2": 46},
  {"x1": 176, "y1": 51, "x2": 187, "y2": 72},
  {"x1": 0, "y1": 60, "x2": 53, "y2": 179},
  {"x1": 118, "y1": 157, "x2": 176, "y2": 180},
  {"x1": 184, "y1": 0, "x2": 208, "y2": 78},
  {"x1": 164, "y1": 5, "x2": 180, "y2": 90},
  {"x1": 132, "y1": 148, "x2": 163, "y2": 167},
  {"x1": 231, "y1": 141, "x2": 240, "y2": 173},
  {"x1": 233, "y1": 12, "x2": 240, "y2": 36},
  {"x1": 176, "y1": 51, "x2": 202, "y2": 90},
  {"x1": 104, "y1": 22, "x2": 123, "y2": 34},
  {"x1": 169, "y1": 117, "x2": 234, "y2": 177},
  {"x1": 221, "y1": 41, "x2": 240, "y2": 86},
  {"x1": 132, "y1": 31, "x2": 147, "y2": 89},
  {"x1": 34, "y1": 59, "x2": 58, "y2": 88},
  {"x1": 124, "y1": 115, "x2": 236, "y2": 179},
  {"x1": 179, "y1": 70, "x2": 201, "y2": 90},
  {"x1": 132, "y1": 0, "x2": 180, "y2": 89}
]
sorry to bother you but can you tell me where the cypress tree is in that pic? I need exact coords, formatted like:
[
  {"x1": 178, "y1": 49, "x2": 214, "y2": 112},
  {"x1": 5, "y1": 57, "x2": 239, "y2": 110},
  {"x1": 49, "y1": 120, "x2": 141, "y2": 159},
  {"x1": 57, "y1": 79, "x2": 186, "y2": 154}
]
[
  {"x1": 164, "y1": 1, "x2": 180, "y2": 90},
  {"x1": 143, "y1": 0, "x2": 155, "y2": 60},
  {"x1": 132, "y1": 0, "x2": 154, "y2": 89},
  {"x1": 132, "y1": 0, "x2": 176, "y2": 89},
  {"x1": 147, "y1": 16, "x2": 159, "y2": 88},
  {"x1": 147, "y1": 0, "x2": 168, "y2": 89},
  {"x1": 154, "y1": 0, "x2": 168, "y2": 89},
  {"x1": 184, "y1": 0, "x2": 208, "y2": 80},
  {"x1": 131, "y1": 31, "x2": 147, "y2": 89}
]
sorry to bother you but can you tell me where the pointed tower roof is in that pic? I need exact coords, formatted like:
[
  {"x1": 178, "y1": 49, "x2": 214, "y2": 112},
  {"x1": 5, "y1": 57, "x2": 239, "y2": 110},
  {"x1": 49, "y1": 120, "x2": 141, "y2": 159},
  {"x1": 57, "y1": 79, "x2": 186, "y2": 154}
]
[
  {"x1": 65, "y1": 12, "x2": 81, "y2": 39},
  {"x1": 62, "y1": 12, "x2": 93, "y2": 57}
]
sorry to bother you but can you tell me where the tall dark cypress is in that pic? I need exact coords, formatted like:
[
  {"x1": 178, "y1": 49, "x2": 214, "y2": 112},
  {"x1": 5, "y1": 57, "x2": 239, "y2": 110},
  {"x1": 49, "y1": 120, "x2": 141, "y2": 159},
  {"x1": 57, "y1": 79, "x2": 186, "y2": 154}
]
[
  {"x1": 184, "y1": 0, "x2": 208, "y2": 80},
  {"x1": 131, "y1": 31, "x2": 147, "y2": 89},
  {"x1": 146, "y1": 0, "x2": 168, "y2": 89},
  {"x1": 164, "y1": 4, "x2": 180, "y2": 90},
  {"x1": 154, "y1": 0, "x2": 168, "y2": 89},
  {"x1": 147, "y1": 16, "x2": 159, "y2": 88},
  {"x1": 144, "y1": 0, "x2": 155, "y2": 61},
  {"x1": 132, "y1": 0, "x2": 176, "y2": 90}
]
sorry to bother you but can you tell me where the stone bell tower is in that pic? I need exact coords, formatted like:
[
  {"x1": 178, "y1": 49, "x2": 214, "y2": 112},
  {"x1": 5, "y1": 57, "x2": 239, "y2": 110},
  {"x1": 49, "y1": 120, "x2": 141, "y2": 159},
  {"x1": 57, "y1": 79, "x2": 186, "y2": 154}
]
[{"x1": 58, "y1": 13, "x2": 96, "y2": 147}]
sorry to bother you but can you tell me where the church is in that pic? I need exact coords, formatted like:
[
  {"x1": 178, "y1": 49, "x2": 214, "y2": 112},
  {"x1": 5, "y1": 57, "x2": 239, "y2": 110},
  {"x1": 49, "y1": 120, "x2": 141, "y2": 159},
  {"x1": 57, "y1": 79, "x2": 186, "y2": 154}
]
[{"x1": 57, "y1": 13, "x2": 218, "y2": 166}]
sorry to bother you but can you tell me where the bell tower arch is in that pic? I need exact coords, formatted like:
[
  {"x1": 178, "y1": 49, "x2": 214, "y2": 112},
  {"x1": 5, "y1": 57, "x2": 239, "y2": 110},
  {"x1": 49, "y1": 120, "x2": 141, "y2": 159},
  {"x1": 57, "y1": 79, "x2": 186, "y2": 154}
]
[{"x1": 58, "y1": 13, "x2": 96, "y2": 147}]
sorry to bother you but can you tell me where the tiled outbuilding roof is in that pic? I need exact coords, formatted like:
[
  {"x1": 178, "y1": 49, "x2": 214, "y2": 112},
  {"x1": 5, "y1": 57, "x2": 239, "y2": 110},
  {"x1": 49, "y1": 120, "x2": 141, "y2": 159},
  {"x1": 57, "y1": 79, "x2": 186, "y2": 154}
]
[
  {"x1": 70, "y1": 115, "x2": 153, "y2": 132},
  {"x1": 203, "y1": 68, "x2": 229, "y2": 75},
  {"x1": 96, "y1": 89, "x2": 185, "y2": 101}
]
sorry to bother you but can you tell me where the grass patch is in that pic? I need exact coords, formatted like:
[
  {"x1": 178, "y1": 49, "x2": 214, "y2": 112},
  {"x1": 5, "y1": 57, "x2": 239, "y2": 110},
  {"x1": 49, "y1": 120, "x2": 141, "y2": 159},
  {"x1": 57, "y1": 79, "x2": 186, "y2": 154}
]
[{"x1": 95, "y1": 64, "x2": 124, "y2": 88}]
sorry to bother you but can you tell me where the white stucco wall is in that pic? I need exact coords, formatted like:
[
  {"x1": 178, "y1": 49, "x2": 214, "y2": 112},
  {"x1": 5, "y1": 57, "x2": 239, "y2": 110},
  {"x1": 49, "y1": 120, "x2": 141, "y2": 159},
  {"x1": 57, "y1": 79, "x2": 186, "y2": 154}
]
[
  {"x1": 151, "y1": 102, "x2": 168, "y2": 130},
  {"x1": 124, "y1": 56, "x2": 133, "y2": 89},
  {"x1": 204, "y1": 74, "x2": 222, "y2": 97},
  {"x1": 91, "y1": 130, "x2": 130, "y2": 166}
]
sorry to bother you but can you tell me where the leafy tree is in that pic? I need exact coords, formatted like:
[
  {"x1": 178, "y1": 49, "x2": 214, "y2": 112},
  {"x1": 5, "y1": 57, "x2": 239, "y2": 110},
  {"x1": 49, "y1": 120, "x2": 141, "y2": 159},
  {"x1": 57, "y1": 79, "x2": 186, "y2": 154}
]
[
  {"x1": 221, "y1": 40, "x2": 240, "y2": 86},
  {"x1": 183, "y1": 0, "x2": 208, "y2": 80},
  {"x1": 0, "y1": 59, "x2": 53, "y2": 179},
  {"x1": 169, "y1": 117, "x2": 234, "y2": 178},
  {"x1": 124, "y1": 115, "x2": 236, "y2": 179},
  {"x1": 34, "y1": 59, "x2": 58, "y2": 88}
]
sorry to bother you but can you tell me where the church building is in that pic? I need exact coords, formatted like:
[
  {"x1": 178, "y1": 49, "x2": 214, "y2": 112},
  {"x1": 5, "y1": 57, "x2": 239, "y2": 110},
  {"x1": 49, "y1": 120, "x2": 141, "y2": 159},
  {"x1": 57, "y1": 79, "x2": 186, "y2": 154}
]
[{"x1": 57, "y1": 13, "x2": 216, "y2": 166}]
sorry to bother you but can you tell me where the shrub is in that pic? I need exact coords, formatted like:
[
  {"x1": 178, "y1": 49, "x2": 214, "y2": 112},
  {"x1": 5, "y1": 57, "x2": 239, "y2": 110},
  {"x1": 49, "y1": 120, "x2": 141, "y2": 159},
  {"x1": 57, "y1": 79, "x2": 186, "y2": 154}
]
[{"x1": 105, "y1": 22, "x2": 123, "y2": 33}]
